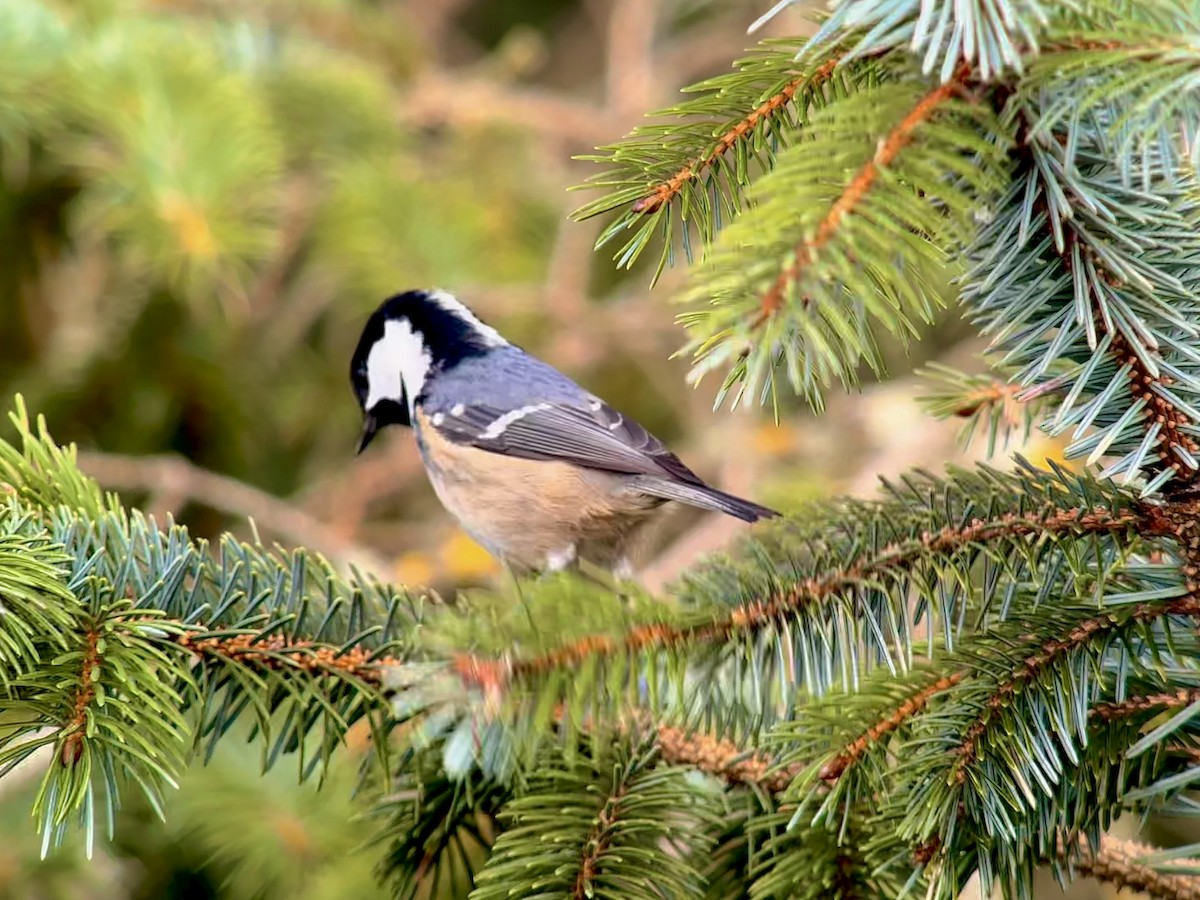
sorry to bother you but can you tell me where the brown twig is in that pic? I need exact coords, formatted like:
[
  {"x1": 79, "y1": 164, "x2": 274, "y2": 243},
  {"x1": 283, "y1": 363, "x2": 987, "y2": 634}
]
[
  {"x1": 953, "y1": 594, "x2": 1200, "y2": 779},
  {"x1": 632, "y1": 57, "x2": 840, "y2": 216},
  {"x1": 820, "y1": 671, "x2": 967, "y2": 782},
  {"x1": 654, "y1": 723, "x2": 799, "y2": 793},
  {"x1": 61, "y1": 624, "x2": 102, "y2": 766},
  {"x1": 950, "y1": 381, "x2": 1027, "y2": 419},
  {"x1": 247, "y1": 177, "x2": 318, "y2": 320},
  {"x1": 176, "y1": 630, "x2": 402, "y2": 686},
  {"x1": 574, "y1": 783, "x2": 628, "y2": 899},
  {"x1": 401, "y1": 74, "x2": 622, "y2": 145},
  {"x1": 77, "y1": 450, "x2": 389, "y2": 575},
  {"x1": 833, "y1": 853, "x2": 861, "y2": 899},
  {"x1": 1091, "y1": 688, "x2": 1200, "y2": 722},
  {"x1": 453, "y1": 505, "x2": 1142, "y2": 697},
  {"x1": 603, "y1": 0, "x2": 659, "y2": 117},
  {"x1": 753, "y1": 68, "x2": 967, "y2": 326},
  {"x1": 1070, "y1": 834, "x2": 1200, "y2": 900}
]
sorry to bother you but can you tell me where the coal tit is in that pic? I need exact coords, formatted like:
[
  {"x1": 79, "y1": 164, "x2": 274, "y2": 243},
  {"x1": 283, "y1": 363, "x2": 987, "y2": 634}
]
[{"x1": 350, "y1": 289, "x2": 778, "y2": 575}]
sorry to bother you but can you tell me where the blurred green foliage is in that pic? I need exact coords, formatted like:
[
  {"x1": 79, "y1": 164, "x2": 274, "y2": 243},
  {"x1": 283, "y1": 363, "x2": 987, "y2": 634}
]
[
  {"x1": 0, "y1": 1, "x2": 1060, "y2": 897},
  {"x1": 0, "y1": 0, "x2": 557, "y2": 502},
  {"x1": 0, "y1": 1, "x2": 801, "y2": 895},
  {"x1": 0, "y1": 731, "x2": 385, "y2": 900}
]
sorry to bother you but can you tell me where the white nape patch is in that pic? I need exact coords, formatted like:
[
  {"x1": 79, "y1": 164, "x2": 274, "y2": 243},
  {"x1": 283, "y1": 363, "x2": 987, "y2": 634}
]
[
  {"x1": 427, "y1": 289, "x2": 507, "y2": 347},
  {"x1": 481, "y1": 403, "x2": 551, "y2": 440},
  {"x1": 545, "y1": 544, "x2": 577, "y2": 572},
  {"x1": 432, "y1": 412, "x2": 445, "y2": 426},
  {"x1": 366, "y1": 317, "x2": 431, "y2": 414},
  {"x1": 451, "y1": 403, "x2": 465, "y2": 416}
]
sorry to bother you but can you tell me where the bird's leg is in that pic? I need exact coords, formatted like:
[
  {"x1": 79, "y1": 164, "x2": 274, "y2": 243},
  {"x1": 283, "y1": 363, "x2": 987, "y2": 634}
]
[
  {"x1": 575, "y1": 558, "x2": 638, "y2": 605},
  {"x1": 501, "y1": 559, "x2": 540, "y2": 633}
]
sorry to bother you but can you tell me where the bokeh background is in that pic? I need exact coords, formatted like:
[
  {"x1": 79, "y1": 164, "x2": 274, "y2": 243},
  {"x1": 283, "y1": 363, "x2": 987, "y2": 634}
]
[{"x1": 0, "y1": 1, "x2": 1147, "y2": 898}]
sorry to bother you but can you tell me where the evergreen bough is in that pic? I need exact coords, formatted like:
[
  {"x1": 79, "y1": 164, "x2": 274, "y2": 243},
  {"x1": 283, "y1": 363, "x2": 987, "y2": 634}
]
[{"x1": 4, "y1": 1, "x2": 1200, "y2": 898}]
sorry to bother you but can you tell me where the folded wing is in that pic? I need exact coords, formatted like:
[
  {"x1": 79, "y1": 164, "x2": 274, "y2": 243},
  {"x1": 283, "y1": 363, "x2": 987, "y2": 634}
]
[{"x1": 429, "y1": 397, "x2": 705, "y2": 486}]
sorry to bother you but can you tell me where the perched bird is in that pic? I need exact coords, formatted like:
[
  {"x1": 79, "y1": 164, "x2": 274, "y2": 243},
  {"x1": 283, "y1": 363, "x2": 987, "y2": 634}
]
[{"x1": 350, "y1": 289, "x2": 778, "y2": 575}]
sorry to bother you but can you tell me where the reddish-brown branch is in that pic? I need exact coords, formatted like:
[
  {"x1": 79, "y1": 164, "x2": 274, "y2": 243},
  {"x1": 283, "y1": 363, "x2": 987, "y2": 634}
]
[
  {"x1": 1048, "y1": 168, "x2": 1200, "y2": 487},
  {"x1": 913, "y1": 836, "x2": 940, "y2": 866},
  {"x1": 832, "y1": 854, "x2": 861, "y2": 899},
  {"x1": 176, "y1": 631, "x2": 401, "y2": 686},
  {"x1": 754, "y1": 70, "x2": 967, "y2": 327},
  {"x1": 639, "y1": 648, "x2": 1198, "y2": 796},
  {"x1": 631, "y1": 58, "x2": 841, "y2": 216},
  {"x1": 574, "y1": 783, "x2": 628, "y2": 899},
  {"x1": 1070, "y1": 835, "x2": 1200, "y2": 900},
  {"x1": 1091, "y1": 688, "x2": 1200, "y2": 722},
  {"x1": 1043, "y1": 38, "x2": 1181, "y2": 55},
  {"x1": 61, "y1": 626, "x2": 102, "y2": 766},
  {"x1": 953, "y1": 594, "x2": 1200, "y2": 780},
  {"x1": 950, "y1": 381, "x2": 1030, "y2": 419},
  {"x1": 820, "y1": 671, "x2": 967, "y2": 782},
  {"x1": 454, "y1": 505, "x2": 1142, "y2": 697},
  {"x1": 655, "y1": 723, "x2": 800, "y2": 793},
  {"x1": 651, "y1": 671, "x2": 1198, "y2": 798},
  {"x1": 1110, "y1": 329, "x2": 1200, "y2": 482}
]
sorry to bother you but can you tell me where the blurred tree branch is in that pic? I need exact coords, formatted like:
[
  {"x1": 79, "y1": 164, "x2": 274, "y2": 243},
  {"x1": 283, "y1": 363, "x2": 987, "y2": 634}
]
[{"x1": 77, "y1": 450, "x2": 389, "y2": 573}]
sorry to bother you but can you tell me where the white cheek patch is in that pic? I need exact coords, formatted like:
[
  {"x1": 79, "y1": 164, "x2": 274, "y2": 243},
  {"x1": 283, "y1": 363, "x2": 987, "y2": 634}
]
[
  {"x1": 428, "y1": 289, "x2": 507, "y2": 348},
  {"x1": 366, "y1": 318, "x2": 431, "y2": 414}
]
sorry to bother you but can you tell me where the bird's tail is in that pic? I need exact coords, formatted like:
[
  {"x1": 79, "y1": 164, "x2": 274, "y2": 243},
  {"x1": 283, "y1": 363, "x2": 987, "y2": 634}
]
[{"x1": 630, "y1": 476, "x2": 779, "y2": 523}]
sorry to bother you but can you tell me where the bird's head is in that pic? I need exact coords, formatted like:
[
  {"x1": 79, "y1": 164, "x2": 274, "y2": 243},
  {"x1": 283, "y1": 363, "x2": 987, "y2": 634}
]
[{"x1": 350, "y1": 289, "x2": 506, "y2": 452}]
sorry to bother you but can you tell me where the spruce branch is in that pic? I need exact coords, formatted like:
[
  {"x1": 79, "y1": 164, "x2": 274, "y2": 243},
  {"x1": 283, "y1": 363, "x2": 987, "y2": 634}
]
[
  {"x1": 3, "y1": 599, "x2": 192, "y2": 855},
  {"x1": 0, "y1": 397, "x2": 420, "y2": 849},
  {"x1": 752, "y1": 66, "x2": 968, "y2": 328},
  {"x1": 452, "y1": 499, "x2": 1142, "y2": 699},
  {"x1": 470, "y1": 739, "x2": 717, "y2": 900},
  {"x1": 572, "y1": 40, "x2": 858, "y2": 279},
  {"x1": 1029, "y1": 17, "x2": 1200, "y2": 170},
  {"x1": 0, "y1": 505, "x2": 78, "y2": 680},
  {"x1": 639, "y1": 676, "x2": 1200, "y2": 803},
  {"x1": 875, "y1": 601, "x2": 1200, "y2": 896},
  {"x1": 1069, "y1": 835, "x2": 1200, "y2": 900},
  {"x1": 573, "y1": 783, "x2": 627, "y2": 898},
  {"x1": 756, "y1": 0, "x2": 1056, "y2": 83},
  {"x1": 747, "y1": 807, "x2": 883, "y2": 899},
  {"x1": 678, "y1": 71, "x2": 1005, "y2": 410},
  {"x1": 58, "y1": 620, "x2": 101, "y2": 768},
  {"x1": 175, "y1": 629, "x2": 402, "y2": 687},
  {"x1": 1091, "y1": 688, "x2": 1200, "y2": 722},
  {"x1": 653, "y1": 722, "x2": 798, "y2": 794},
  {"x1": 628, "y1": 55, "x2": 842, "y2": 218},
  {"x1": 817, "y1": 671, "x2": 966, "y2": 783},
  {"x1": 918, "y1": 363, "x2": 1061, "y2": 456},
  {"x1": 961, "y1": 126, "x2": 1200, "y2": 494},
  {"x1": 950, "y1": 595, "x2": 1200, "y2": 779},
  {"x1": 374, "y1": 750, "x2": 508, "y2": 899}
]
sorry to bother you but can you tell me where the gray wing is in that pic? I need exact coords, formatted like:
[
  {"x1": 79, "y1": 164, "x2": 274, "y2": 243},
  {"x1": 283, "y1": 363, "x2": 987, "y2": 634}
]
[{"x1": 429, "y1": 398, "x2": 704, "y2": 485}]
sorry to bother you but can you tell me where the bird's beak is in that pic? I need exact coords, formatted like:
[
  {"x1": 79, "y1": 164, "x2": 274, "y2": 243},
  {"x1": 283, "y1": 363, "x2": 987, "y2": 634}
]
[{"x1": 357, "y1": 414, "x2": 379, "y2": 454}]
